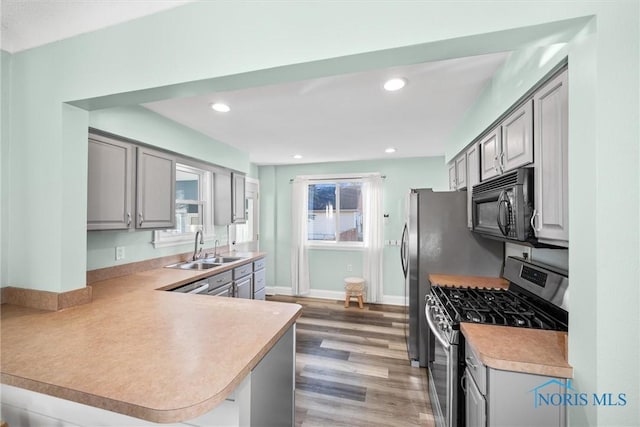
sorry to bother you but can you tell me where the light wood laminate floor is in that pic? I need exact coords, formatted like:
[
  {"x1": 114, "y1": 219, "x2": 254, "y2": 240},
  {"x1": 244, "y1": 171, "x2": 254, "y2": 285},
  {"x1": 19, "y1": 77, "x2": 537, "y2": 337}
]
[{"x1": 268, "y1": 296, "x2": 435, "y2": 427}]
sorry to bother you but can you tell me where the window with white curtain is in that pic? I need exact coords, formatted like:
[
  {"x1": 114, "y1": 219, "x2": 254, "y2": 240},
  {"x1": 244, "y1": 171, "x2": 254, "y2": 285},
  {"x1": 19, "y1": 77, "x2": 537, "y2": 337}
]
[
  {"x1": 307, "y1": 180, "x2": 364, "y2": 246},
  {"x1": 291, "y1": 173, "x2": 384, "y2": 301}
]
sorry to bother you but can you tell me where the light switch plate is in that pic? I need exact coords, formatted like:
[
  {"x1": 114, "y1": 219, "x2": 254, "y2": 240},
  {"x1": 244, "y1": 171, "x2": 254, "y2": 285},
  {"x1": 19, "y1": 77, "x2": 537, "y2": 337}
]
[{"x1": 115, "y1": 246, "x2": 125, "y2": 260}]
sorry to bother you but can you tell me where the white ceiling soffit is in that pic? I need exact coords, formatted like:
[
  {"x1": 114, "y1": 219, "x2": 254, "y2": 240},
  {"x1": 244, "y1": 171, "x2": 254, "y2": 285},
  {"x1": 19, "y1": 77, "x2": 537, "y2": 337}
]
[
  {"x1": 143, "y1": 52, "x2": 511, "y2": 166},
  {"x1": 0, "y1": 0, "x2": 194, "y2": 53}
]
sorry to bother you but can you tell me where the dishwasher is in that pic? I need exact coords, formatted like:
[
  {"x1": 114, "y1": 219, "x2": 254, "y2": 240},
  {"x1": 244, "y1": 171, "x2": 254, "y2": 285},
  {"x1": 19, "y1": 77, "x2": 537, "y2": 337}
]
[{"x1": 169, "y1": 279, "x2": 209, "y2": 294}]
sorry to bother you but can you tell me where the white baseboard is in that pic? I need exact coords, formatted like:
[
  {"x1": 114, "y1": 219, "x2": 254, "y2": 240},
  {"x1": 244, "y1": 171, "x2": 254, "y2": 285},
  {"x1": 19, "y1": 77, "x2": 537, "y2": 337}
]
[{"x1": 265, "y1": 286, "x2": 407, "y2": 306}]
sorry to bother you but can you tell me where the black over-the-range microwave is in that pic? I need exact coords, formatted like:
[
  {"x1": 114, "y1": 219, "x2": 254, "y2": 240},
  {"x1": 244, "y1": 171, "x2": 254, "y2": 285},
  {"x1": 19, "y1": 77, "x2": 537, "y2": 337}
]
[{"x1": 471, "y1": 167, "x2": 537, "y2": 245}]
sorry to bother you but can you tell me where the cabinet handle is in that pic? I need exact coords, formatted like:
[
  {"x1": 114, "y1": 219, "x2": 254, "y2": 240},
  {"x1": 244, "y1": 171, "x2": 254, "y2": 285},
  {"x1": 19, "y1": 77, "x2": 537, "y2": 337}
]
[
  {"x1": 466, "y1": 357, "x2": 477, "y2": 369},
  {"x1": 126, "y1": 212, "x2": 131, "y2": 226},
  {"x1": 138, "y1": 212, "x2": 144, "y2": 227},
  {"x1": 493, "y1": 155, "x2": 499, "y2": 174},
  {"x1": 461, "y1": 372, "x2": 467, "y2": 393},
  {"x1": 530, "y1": 209, "x2": 541, "y2": 233},
  {"x1": 499, "y1": 152, "x2": 506, "y2": 172}
]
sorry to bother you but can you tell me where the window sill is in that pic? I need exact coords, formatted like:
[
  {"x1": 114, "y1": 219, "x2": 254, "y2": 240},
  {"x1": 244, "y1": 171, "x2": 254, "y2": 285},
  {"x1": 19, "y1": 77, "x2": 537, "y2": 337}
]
[
  {"x1": 153, "y1": 232, "x2": 216, "y2": 248},
  {"x1": 307, "y1": 242, "x2": 364, "y2": 251}
]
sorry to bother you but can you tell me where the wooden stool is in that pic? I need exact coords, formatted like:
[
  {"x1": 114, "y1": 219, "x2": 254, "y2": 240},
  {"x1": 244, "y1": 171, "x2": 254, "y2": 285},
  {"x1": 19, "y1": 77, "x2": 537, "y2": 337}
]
[{"x1": 344, "y1": 277, "x2": 365, "y2": 309}]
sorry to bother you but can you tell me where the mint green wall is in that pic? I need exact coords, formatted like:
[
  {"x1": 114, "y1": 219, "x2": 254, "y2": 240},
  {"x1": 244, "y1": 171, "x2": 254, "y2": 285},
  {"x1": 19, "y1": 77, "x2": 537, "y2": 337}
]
[
  {"x1": 446, "y1": 42, "x2": 570, "y2": 161},
  {"x1": 3, "y1": 2, "x2": 638, "y2": 425},
  {"x1": 259, "y1": 156, "x2": 448, "y2": 298},
  {"x1": 86, "y1": 106, "x2": 245, "y2": 270},
  {"x1": 1, "y1": 50, "x2": 11, "y2": 287},
  {"x1": 89, "y1": 106, "x2": 249, "y2": 172}
]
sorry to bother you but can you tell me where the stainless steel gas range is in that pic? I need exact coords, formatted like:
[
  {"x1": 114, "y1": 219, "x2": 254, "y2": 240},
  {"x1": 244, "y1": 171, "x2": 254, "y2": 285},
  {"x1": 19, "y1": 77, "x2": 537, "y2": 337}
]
[{"x1": 425, "y1": 257, "x2": 569, "y2": 427}]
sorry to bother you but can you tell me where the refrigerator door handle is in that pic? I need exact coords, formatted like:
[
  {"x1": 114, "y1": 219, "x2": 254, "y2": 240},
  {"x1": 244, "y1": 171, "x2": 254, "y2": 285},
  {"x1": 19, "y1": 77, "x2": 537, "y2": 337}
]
[{"x1": 400, "y1": 223, "x2": 409, "y2": 278}]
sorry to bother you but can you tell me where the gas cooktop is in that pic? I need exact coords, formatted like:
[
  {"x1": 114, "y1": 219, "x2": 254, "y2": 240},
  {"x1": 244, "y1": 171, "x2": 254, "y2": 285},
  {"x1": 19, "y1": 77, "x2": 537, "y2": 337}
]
[{"x1": 431, "y1": 285, "x2": 568, "y2": 331}]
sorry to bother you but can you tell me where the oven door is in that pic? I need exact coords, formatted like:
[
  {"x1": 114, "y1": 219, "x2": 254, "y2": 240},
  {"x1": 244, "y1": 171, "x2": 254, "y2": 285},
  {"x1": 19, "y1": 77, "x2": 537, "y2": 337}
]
[{"x1": 425, "y1": 304, "x2": 458, "y2": 427}]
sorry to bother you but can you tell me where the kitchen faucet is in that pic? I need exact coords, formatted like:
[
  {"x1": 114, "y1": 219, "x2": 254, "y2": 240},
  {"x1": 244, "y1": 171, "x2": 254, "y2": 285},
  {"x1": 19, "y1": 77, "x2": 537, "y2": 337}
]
[
  {"x1": 192, "y1": 230, "x2": 204, "y2": 261},
  {"x1": 214, "y1": 239, "x2": 220, "y2": 257}
]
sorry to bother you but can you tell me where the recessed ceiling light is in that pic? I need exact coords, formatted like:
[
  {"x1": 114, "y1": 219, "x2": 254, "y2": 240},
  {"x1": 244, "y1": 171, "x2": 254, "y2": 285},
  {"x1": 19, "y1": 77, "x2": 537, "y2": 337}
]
[
  {"x1": 383, "y1": 78, "x2": 407, "y2": 91},
  {"x1": 293, "y1": 154, "x2": 303, "y2": 159},
  {"x1": 210, "y1": 102, "x2": 230, "y2": 113},
  {"x1": 385, "y1": 147, "x2": 397, "y2": 154}
]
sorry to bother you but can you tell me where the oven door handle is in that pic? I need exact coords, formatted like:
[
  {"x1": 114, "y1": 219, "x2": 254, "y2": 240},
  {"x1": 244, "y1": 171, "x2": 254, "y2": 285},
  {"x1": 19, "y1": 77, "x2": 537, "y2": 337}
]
[{"x1": 425, "y1": 305, "x2": 451, "y2": 351}]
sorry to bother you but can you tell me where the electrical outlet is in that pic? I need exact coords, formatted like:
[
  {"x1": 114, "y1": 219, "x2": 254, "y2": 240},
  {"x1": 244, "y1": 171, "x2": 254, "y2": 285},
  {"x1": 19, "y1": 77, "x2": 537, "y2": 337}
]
[
  {"x1": 347, "y1": 264, "x2": 353, "y2": 272},
  {"x1": 115, "y1": 246, "x2": 125, "y2": 261}
]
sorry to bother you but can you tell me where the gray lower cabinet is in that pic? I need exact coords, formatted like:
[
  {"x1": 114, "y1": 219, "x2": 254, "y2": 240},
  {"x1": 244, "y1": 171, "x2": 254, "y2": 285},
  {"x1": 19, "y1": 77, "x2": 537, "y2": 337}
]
[
  {"x1": 234, "y1": 263, "x2": 253, "y2": 299},
  {"x1": 253, "y1": 257, "x2": 266, "y2": 300},
  {"x1": 87, "y1": 135, "x2": 134, "y2": 230},
  {"x1": 465, "y1": 341, "x2": 566, "y2": 427},
  {"x1": 532, "y1": 69, "x2": 569, "y2": 247},
  {"x1": 465, "y1": 368, "x2": 486, "y2": 427},
  {"x1": 207, "y1": 270, "x2": 233, "y2": 297},
  {"x1": 136, "y1": 146, "x2": 176, "y2": 229}
]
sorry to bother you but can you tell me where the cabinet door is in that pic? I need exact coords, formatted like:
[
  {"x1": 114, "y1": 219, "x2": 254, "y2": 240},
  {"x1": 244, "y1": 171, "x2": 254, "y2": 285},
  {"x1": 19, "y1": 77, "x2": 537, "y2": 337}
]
[
  {"x1": 466, "y1": 143, "x2": 479, "y2": 229},
  {"x1": 87, "y1": 136, "x2": 133, "y2": 230},
  {"x1": 533, "y1": 70, "x2": 568, "y2": 245},
  {"x1": 455, "y1": 154, "x2": 467, "y2": 189},
  {"x1": 232, "y1": 173, "x2": 246, "y2": 223},
  {"x1": 448, "y1": 163, "x2": 457, "y2": 190},
  {"x1": 501, "y1": 100, "x2": 533, "y2": 172},
  {"x1": 236, "y1": 277, "x2": 252, "y2": 299},
  {"x1": 479, "y1": 128, "x2": 501, "y2": 181},
  {"x1": 465, "y1": 369, "x2": 486, "y2": 427},
  {"x1": 214, "y1": 170, "x2": 232, "y2": 225},
  {"x1": 136, "y1": 147, "x2": 176, "y2": 229}
]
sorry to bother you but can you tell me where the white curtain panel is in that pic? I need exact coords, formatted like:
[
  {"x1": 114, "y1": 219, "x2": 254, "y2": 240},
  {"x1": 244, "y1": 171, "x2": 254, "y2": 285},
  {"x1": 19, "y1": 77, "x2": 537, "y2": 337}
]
[
  {"x1": 362, "y1": 174, "x2": 384, "y2": 303},
  {"x1": 290, "y1": 178, "x2": 310, "y2": 295}
]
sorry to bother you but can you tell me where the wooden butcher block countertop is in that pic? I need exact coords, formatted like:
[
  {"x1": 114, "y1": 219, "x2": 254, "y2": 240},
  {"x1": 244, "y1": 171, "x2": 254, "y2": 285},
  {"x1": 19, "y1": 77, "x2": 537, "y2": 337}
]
[
  {"x1": 1, "y1": 252, "x2": 302, "y2": 423},
  {"x1": 429, "y1": 273, "x2": 572, "y2": 378}
]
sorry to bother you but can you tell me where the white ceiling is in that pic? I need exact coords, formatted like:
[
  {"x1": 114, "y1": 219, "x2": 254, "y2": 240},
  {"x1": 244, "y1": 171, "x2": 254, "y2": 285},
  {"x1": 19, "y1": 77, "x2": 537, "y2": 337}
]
[
  {"x1": 143, "y1": 52, "x2": 510, "y2": 165},
  {"x1": 1, "y1": 1, "x2": 511, "y2": 166}
]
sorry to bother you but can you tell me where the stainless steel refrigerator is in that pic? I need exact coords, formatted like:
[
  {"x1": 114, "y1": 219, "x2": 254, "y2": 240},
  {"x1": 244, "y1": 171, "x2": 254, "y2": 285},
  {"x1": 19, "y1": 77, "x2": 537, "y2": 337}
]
[{"x1": 400, "y1": 189, "x2": 504, "y2": 367}]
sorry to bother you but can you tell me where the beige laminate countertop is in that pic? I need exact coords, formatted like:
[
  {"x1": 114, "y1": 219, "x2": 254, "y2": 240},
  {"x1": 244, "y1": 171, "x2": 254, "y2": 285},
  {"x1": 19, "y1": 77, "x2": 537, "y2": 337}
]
[
  {"x1": 462, "y1": 323, "x2": 572, "y2": 379},
  {"x1": 1, "y1": 252, "x2": 302, "y2": 423},
  {"x1": 429, "y1": 273, "x2": 509, "y2": 289}
]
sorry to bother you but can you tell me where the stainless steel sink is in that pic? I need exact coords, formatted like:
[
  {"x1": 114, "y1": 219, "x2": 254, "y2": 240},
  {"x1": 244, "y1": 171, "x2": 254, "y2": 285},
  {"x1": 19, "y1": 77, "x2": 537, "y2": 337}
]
[
  {"x1": 165, "y1": 261, "x2": 221, "y2": 270},
  {"x1": 201, "y1": 256, "x2": 244, "y2": 264}
]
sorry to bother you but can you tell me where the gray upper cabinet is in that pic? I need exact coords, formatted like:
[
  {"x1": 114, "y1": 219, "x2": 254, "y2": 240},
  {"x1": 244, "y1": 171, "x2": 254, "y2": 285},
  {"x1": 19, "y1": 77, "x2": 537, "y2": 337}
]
[
  {"x1": 532, "y1": 70, "x2": 569, "y2": 246},
  {"x1": 87, "y1": 135, "x2": 134, "y2": 230},
  {"x1": 448, "y1": 163, "x2": 457, "y2": 190},
  {"x1": 214, "y1": 170, "x2": 232, "y2": 225},
  {"x1": 480, "y1": 101, "x2": 533, "y2": 182},
  {"x1": 449, "y1": 153, "x2": 467, "y2": 190},
  {"x1": 233, "y1": 173, "x2": 247, "y2": 223},
  {"x1": 501, "y1": 100, "x2": 534, "y2": 172},
  {"x1": 214, "y1": 170, "x2": 246, "y2": 225},
  {"x1": 136, "y1": 147, "x2": 176, "y2": 229},
  {"x1": 479, "y1": 127, "x2": 501, "y2": 181},
  {"x1": 466, "y1": 142, "x2": 480, "y2": 229}
]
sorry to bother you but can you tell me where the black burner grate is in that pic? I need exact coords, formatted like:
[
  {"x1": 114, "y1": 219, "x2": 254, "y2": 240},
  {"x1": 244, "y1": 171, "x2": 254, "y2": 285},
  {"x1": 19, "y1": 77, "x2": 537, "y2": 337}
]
[{"x1": 431, "y1": 286, "x2": 568, "y2": 331}]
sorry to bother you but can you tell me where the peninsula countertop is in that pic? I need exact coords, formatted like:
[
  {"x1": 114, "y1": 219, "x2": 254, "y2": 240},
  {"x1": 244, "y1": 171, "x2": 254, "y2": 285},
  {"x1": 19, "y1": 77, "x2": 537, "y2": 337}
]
[
  {"x1": 428, "y1": 273, "x2": 572, "y2": 379},
  {"x1": 1, "y1": 252, "x2": 302, "y2": 423}
]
